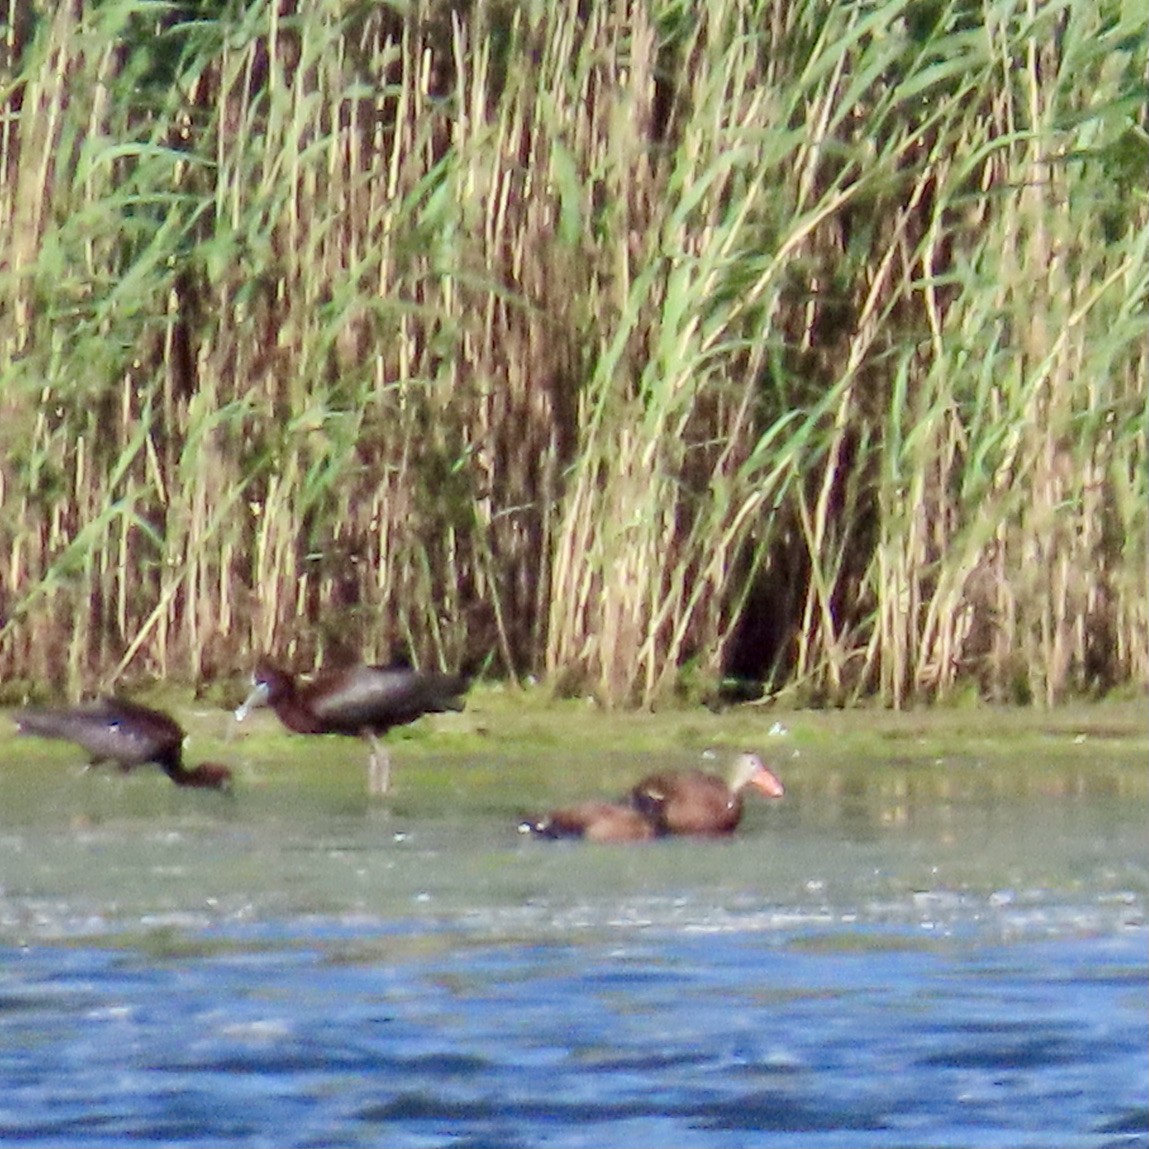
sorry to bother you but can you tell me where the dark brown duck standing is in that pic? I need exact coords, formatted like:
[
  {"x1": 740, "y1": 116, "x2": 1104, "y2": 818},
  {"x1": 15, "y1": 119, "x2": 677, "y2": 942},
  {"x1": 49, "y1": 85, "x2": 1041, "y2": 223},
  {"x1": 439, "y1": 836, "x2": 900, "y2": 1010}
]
[
  {"x1": 234, "y1": 657, "x2": 470, "y2": 795},
  {"x1": 15, "y1": 698, "x2": 233, "y2": 790},
  {"x1": 519, "y1": 801, "x2": 661, "y2": 844},
  {"x1": 629, "y1": 751, "x2": 784, "y2": 836}
]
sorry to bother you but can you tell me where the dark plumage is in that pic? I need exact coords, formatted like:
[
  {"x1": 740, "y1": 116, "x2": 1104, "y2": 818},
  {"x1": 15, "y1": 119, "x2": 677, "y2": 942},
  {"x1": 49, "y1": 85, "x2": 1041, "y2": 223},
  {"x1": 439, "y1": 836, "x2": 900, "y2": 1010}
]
[
  {"x1": 234, "y1": 657, "x2": 470, "y2": 795},
  {"x1": 14, "y1": 698, "x2": 233, "y2": 791},
  {"x1": 629, "y1": 752, "x2": 784, "y2": 836},
  {"x1": 519, "y1": 801, "x2": 661, "y2": 843}
]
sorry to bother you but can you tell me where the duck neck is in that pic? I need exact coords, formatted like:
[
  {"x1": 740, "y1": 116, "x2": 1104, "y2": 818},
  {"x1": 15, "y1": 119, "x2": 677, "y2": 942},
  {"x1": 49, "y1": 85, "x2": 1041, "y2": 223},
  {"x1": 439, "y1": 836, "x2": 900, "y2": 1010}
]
[{"x1": 273, "y1": 695, "x2": 328, "y2": 734}]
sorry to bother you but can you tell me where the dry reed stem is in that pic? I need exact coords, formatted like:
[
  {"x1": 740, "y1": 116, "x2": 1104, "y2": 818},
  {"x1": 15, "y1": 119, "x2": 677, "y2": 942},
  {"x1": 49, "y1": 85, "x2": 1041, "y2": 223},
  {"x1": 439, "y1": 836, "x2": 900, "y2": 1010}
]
[{"x1": 0, "y1": 0, "x2": 1143, "y2": 705}]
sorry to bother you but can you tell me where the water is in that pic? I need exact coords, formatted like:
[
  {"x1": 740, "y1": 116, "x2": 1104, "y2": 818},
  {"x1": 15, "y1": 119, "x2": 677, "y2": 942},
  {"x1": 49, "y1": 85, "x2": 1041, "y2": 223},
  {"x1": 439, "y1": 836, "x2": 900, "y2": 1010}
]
[{"x1": 0, "y1": 720, "x2": 1145, "y2": 1147}]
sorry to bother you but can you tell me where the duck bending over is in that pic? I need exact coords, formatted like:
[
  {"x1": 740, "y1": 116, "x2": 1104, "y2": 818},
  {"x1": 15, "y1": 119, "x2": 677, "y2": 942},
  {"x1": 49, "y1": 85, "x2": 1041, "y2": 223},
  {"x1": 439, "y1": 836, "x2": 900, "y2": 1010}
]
[{"x1": 15, "y1": 698, "x2": 232, "y2": 790}]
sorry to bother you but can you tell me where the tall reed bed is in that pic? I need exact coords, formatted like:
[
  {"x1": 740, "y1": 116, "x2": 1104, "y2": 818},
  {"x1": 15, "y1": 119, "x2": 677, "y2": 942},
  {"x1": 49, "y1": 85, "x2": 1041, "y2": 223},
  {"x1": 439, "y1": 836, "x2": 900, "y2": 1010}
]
[{"x1": 0, "y1": 0, "x2": 1144, "y2": 706}]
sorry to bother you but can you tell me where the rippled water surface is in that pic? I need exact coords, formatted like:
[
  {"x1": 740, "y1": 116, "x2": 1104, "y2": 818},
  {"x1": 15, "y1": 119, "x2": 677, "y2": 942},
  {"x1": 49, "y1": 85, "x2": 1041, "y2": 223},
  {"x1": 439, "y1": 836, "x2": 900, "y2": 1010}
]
[{"x1": 0, "y1": 707, "x2": 1145, "y2": 1147}]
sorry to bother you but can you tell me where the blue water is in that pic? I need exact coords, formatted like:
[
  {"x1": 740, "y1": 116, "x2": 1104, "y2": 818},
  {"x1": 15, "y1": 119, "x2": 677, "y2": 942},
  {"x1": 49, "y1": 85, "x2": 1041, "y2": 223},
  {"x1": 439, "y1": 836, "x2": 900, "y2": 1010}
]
[
  {"x1": 0, "y1": 916, "x2": 1144, "y2": 1147},
  {"x1": 0, "y1": 734, "x2": 1146, "y2": 1146}
]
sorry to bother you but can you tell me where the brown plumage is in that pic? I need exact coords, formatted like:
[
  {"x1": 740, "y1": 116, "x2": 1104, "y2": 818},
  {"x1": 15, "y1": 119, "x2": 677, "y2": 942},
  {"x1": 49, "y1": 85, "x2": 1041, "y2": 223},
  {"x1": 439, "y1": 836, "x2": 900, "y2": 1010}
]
[
  {"x1": 629, "y1": 752, "x2": 784, "y2": 836},
  {"x1": 15, "y1": 698, "x2": 233, "y2": 791},
  {"x1": 519, "y1": 801, "x2": 661, "y2": 843},
  {"x1": 235, "y1": 657, "x2": 469, "y2": 795}
]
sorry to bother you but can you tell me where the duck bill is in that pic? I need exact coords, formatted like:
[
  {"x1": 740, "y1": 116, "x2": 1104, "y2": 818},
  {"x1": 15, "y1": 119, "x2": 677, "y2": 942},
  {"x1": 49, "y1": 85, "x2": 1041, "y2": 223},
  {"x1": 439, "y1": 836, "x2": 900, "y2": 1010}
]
[
  {"x1": 750, "y1": 764, "x2": 785, "y2": 799},
  {"x1": 234, "y1": 681, "x2": 270, "y2": 722}
]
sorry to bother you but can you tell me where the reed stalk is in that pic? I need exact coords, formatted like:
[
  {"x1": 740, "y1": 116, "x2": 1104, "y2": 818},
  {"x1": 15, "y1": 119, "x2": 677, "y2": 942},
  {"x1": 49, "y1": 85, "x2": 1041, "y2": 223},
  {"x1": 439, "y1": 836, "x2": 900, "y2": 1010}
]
[{"x1": 0, "y1": 0, "x2": 1143, "y2": 708}]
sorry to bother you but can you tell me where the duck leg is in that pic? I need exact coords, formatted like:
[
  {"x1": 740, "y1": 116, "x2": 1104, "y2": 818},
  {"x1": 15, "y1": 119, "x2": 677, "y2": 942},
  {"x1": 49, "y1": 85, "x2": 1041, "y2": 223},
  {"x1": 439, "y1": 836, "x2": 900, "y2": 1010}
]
[{"x1": 365, "y1": 732, "x2": 391, "y2": 796}]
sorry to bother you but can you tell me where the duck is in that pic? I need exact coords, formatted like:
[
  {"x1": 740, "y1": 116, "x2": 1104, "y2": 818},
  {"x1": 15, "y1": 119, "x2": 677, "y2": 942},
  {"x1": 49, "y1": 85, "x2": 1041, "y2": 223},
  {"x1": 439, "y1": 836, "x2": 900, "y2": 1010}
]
[
  {"x1": 234, "y1": 657, "x2": 470, "y2": 795},
  {"x1": 629, "y1": 751, "x2": 784, "y2": 835},
  {"x1": 519, "y1": 801, "x2": 661, "y2": 843},
  {"x1": 14, "y1": 698, "x2": 233, "y2": 790}
]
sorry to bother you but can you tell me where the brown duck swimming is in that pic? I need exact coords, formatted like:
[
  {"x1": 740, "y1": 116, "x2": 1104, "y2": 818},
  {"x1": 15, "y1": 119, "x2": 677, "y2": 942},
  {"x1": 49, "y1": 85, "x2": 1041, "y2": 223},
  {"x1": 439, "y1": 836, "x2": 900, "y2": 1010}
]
[
  {"x1": 234, "y1": 657, "x2": 470, "y2": 795},
  {"x1": 15, "y1": 698, "x2": 233, "y2": 790},
  {"x1": 519, "y1": 801, "x2": 661, "y2": 843},
  {"x1": 629, "y1": 751, "x2": 784, "y2": 836}
]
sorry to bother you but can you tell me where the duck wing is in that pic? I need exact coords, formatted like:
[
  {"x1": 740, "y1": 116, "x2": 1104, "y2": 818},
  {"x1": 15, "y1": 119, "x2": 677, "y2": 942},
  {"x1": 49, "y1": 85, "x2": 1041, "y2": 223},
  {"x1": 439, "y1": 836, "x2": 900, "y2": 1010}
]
[
  {"x1": 16, "y1": 698, "x2": 183, "y2": 769},
  {"x1": 305, "y1": 664, "x2": 468, "y2": 732},
  {"x1": 630, "y1": 768, "x2": 739, "y2": 834}
]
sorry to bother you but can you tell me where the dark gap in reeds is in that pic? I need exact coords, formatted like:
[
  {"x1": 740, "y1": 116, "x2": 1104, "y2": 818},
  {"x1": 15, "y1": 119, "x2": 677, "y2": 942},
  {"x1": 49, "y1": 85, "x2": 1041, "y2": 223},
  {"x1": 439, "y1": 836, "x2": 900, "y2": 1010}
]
[{"x1": 0, "y1": 0, "x2": 1145, "y2": 707}]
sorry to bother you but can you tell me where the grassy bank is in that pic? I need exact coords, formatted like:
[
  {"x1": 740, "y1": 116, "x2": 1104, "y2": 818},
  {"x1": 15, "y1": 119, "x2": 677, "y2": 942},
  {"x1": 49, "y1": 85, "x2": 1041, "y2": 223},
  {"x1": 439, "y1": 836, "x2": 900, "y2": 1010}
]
[
  {"x1": 6, "y1": 688, "x2": 1147, "y2": 824},
  {"x1": 0, "y1": 0, "x2": 1145, "y2": 707}
]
